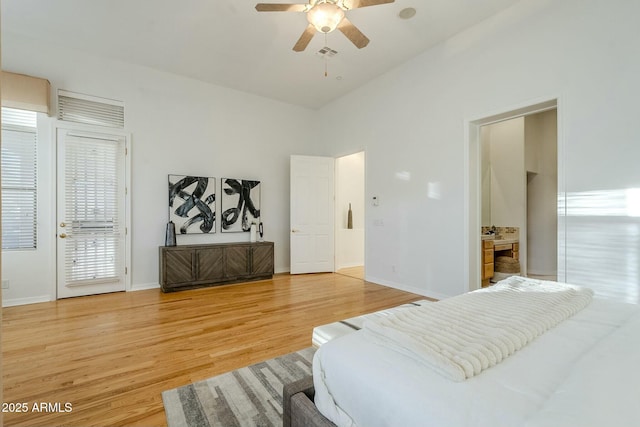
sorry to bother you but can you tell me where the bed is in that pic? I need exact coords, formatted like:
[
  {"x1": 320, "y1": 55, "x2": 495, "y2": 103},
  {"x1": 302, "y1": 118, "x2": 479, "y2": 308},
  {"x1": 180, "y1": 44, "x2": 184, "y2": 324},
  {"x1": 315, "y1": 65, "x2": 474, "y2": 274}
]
[{"x1": 291, "y1": 276, "x2": 640, "y2": 427}]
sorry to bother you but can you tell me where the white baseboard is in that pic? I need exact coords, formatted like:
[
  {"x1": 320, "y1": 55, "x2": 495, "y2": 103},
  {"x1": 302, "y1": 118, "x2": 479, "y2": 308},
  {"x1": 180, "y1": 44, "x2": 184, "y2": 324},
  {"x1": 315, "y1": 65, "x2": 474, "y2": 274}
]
[
  {"x1": 527, "y1": 270, "x2": 558, "y2": 281},
  {"x1": 128, "y1": 271, "x2": 293, "y2": 291},
  {"x1": 129, "y1": 282, "x2": 160, "y2": 291},
  {"x1": 2, "y1": 295, "x2": 53, "y2": 307},
  {"x1": 336, "y1": 262, "x2": 364, "y2": 270},
  {"x1": 365, "y1": 275, "x2": 449, "y2": 301},
  {"x1": 2, "y1": 283, "x2": 162, "y2": 306},
  {"x1": 527, "y1": 270, "x2": 557, "y2": 277}
]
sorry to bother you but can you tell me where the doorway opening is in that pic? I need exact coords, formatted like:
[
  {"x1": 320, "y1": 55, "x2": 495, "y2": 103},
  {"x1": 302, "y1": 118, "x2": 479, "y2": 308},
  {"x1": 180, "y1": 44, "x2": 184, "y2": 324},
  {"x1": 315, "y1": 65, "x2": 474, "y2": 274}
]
[
  {"x1": 467, "y1": 99, "x2": 562, "y2": 292},
  {"x1": 480, "y1": 110, "x2": 558, "y2": 282},
  {"x1": 335, "y1": 151, "x2": 365, "y2": 280}
]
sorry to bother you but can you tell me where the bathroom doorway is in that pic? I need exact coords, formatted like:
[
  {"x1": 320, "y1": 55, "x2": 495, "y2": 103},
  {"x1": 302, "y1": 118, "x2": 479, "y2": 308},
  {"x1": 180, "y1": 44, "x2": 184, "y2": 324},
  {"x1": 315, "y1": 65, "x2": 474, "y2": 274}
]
[
  {"x1": 480, "y1": 110, "x2": 558, "y2": 281},
  {"x1": 467, "y1": 98, "x2": 562, "y2": 291},
  {"x1": 335, "y1": 151, "x2": 365, "y2": 280}
]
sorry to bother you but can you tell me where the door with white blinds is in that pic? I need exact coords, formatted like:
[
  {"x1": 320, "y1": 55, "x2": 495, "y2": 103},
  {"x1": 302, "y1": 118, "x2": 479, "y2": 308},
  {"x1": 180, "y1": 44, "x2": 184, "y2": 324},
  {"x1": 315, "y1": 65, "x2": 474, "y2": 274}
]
[{"x1": 56, "y1": 128, "x2": 126, "y2": 298}]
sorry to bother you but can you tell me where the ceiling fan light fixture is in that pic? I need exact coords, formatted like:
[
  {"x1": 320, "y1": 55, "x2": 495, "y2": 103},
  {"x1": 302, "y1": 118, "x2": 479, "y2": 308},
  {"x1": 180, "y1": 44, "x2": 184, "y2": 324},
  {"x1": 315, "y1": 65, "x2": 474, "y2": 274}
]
[{"x1": 307, "y1": 1, "x2": 345, "y2": 33}]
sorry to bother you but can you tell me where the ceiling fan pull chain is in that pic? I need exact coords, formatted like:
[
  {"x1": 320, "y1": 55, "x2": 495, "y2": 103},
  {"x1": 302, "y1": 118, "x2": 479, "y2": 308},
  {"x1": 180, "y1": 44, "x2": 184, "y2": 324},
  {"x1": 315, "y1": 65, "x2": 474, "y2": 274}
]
[{"x1": 324, "y1": 33, "x2": 329, "y2": 77}]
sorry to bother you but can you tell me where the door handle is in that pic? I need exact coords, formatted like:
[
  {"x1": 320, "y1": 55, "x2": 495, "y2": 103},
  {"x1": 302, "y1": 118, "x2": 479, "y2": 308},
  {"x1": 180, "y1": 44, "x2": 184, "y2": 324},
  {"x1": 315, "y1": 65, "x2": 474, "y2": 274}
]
[
  {"x1": 59, "y1": 233, "x2": 68, "y2": 239},
  {"x1": 60, "y1": 222, "x2": 67, "y2": 227},
  {"x1": 291, "y1": 229, "x2": 300, "y2": 233}
]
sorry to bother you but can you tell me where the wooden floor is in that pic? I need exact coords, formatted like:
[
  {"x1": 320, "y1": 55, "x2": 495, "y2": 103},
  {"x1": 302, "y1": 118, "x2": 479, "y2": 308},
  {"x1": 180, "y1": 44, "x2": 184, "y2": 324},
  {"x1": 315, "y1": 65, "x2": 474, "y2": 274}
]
[
  {"x1": 2, "y1": 273, "x2": 421, "y2": 427},
  {"x1": 336, "y1": 265, "x2": 364, "y2": 280}
]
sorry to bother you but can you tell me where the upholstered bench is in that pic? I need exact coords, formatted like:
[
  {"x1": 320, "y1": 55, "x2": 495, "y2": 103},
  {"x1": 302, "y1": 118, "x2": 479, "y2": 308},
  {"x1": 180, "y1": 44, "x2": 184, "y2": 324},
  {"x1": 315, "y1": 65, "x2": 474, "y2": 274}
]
[
  {"x1": 283, "y1": 376, "x2": 336, "y2": 427},
  {"x1": 311, "y1": 299, "x2": 433, "y2": 347},
  {"x1": 284, "y1": 299, "x2": 433, "y2": 427}
]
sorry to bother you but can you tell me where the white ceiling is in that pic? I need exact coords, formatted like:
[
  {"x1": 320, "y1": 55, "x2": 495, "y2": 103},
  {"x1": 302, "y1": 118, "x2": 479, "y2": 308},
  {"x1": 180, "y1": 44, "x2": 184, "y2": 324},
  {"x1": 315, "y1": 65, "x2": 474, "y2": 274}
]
[{"x1": 2, "y1": 0, "x2": 523, "y2": 109}]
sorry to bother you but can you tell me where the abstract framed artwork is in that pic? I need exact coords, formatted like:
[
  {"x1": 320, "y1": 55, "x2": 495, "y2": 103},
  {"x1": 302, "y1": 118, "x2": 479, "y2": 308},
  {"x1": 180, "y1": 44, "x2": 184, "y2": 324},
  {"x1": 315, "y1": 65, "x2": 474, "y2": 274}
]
[
  {"x1": 221, "y1": 178, "x2": 261, "y2": 233},
  {"x1": 168, "y1": 175, "x2": 216, "y2": 234}
]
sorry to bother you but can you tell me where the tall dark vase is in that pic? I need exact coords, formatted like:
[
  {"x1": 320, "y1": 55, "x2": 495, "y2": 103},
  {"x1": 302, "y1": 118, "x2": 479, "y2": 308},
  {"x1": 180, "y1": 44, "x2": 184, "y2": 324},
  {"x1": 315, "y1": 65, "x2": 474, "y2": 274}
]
[
  {"x1": 165, "y1": 221, "x2": 177, "y2": 246},
  {"x1": 347, "y1": 203, "x2": 353, "y2": 229}
]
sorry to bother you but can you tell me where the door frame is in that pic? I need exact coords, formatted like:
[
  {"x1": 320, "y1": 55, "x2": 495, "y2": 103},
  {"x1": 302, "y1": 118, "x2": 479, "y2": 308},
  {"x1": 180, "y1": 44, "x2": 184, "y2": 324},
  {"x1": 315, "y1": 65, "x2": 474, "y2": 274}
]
[
  {"x1": 465, "y1": 96, "x2": 564, "y2": 292},
  {"x1": 53, "y1": 122, "x2": 131, "y2": 299}
]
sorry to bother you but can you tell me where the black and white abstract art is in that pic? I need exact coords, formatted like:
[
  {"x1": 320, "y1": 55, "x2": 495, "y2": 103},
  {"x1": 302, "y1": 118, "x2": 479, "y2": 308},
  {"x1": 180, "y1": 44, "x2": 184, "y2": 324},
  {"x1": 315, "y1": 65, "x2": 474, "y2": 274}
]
[
  {"x1": 221, "y1": 178, "x2": 261, "y2": 233},
  {"x1": 168, "y1": 175, "x2": 216, "y2": 234}
]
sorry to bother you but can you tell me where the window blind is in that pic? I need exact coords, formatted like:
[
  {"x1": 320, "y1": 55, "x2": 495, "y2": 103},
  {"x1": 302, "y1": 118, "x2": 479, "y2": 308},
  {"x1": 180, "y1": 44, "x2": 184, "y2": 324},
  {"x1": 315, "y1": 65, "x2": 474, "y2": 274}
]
[
  {"x1": 58, "y1": 90, "x2": 124, "y2": 129},
  {"x1": 63, "y1": 133, "x2": 124, "y2": 285},
  {"x1": 1, "y1": 107, "x2": 38, "y2": 250}
]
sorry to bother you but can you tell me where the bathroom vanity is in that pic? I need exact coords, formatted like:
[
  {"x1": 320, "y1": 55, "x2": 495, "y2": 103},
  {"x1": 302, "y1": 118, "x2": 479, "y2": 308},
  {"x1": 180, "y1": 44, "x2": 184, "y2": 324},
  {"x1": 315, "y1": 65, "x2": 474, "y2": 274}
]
[{"x1": 481, "y1": 227, "x2": 520, "y2": 287}]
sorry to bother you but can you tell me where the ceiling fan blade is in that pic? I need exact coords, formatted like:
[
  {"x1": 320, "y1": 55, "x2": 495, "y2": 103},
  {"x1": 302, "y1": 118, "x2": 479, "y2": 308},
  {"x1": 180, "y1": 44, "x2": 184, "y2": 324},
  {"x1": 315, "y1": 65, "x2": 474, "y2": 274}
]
[
  {"x1": 344, "y1": 0, "x2": 394, "y2": 9},
  {"x1": 337, "y1": 18, "x2": 370, "y2": 49},
  {"x1": 255, "y1": 3, "x2": 307, "y2": 12},
  {"x1": 293, "y1": 24, "x2": 316, "y2": 52}
]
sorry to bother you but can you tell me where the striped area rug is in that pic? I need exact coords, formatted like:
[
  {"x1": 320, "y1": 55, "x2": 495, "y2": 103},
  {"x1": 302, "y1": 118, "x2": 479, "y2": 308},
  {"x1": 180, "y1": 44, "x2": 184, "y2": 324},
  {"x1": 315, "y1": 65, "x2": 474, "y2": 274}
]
[{"x1": 162, "y1": 347, "x2": 316, "y2": 427}]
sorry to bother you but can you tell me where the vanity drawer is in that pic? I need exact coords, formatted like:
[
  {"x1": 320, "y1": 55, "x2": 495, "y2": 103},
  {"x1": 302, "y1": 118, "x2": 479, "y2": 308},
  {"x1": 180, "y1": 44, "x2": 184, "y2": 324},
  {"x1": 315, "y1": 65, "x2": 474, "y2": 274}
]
[{"x1": 494, "y1": 243, "x2": 513, "y2": 251}]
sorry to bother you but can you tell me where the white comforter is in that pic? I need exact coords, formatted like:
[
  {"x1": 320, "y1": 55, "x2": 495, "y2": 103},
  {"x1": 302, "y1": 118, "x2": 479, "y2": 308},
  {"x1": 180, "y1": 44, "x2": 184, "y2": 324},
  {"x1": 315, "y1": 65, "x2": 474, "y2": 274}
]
[
  {"x1": 313, "y1": 293, "x2": 640, "y2": 427},
  {"x1": 363, "y1": 277, "x2": 593, "y2": 381}
]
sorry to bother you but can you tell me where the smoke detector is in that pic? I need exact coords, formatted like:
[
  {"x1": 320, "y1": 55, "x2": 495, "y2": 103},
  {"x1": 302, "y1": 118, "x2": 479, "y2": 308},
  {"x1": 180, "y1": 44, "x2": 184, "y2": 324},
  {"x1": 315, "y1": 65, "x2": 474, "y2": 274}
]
[{"x1": 399, "y1": 7, "x2": 417, "y2": 20}]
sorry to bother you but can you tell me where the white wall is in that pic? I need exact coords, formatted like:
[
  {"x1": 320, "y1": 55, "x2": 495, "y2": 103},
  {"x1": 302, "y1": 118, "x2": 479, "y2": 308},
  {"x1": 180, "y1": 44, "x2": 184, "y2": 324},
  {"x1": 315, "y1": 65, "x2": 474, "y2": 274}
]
[
  {"x1": 480, "y1": 127, "x2": 492, "y2": 226},
  {"x1": 484, "y1": 117, "x2": 527, "y2": 275},
  {"x1": 486, "y1": 118, "x2": 526, "y2": 231},
  {"x1": 525, "y1": 110, "x2": 557, "y2": 277},
  {"x1": 335, "y1": 152, "x2": 365, "y2": 269},
  {"x1": 1, "y1": 33, "x2": 316, "y2": 303},
  {"x1": 316, "y1": 0, "x2": 640, "y2": 300}
]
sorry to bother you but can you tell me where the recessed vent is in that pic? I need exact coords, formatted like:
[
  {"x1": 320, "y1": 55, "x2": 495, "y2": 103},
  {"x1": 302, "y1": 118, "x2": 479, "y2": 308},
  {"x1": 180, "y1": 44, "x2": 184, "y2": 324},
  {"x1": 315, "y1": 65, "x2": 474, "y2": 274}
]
[
  {"x1": 58, "y1": 90, "x2": 125, "y2": 129},
  {"x1": 316, "y1": 46, "x2": 338, "y2": 59}
]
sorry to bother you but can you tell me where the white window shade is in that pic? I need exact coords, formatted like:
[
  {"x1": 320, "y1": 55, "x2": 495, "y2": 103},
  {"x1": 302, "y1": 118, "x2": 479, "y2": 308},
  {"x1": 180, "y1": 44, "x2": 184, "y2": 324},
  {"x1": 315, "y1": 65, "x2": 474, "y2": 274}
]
[{"x1": 1, "y1": 107, "x2": 38, "y2": 250}]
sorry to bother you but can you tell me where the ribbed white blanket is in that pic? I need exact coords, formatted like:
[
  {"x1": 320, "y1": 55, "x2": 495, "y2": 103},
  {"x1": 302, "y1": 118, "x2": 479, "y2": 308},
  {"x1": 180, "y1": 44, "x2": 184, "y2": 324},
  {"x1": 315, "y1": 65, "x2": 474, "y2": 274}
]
[{"x1": 363, "y1": 276, "x2": 593, "y2": 381}]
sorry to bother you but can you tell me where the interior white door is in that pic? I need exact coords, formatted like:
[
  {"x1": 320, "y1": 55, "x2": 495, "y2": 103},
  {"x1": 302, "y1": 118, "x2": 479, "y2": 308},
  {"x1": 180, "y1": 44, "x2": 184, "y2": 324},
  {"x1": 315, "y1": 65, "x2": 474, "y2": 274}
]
[
  {"x1": 290, "y1": 155, "x2": 335, "y2": 274},
  {"x1": 56, "y1": 128, "x2": 126, "y2": 298}
]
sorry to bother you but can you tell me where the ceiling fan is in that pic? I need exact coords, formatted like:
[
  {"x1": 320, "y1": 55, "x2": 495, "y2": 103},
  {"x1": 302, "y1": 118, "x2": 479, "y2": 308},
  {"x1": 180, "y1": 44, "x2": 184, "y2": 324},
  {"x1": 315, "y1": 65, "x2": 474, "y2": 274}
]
[{"x1": 255, "y1": 0, "x2": 395, "y2": 52}]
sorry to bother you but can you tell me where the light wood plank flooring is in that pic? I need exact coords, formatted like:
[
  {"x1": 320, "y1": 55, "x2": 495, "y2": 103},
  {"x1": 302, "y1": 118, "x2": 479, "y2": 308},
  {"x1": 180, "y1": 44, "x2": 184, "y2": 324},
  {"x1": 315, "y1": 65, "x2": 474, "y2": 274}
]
[
  {"x1": 2, "y1": 273, "x2": 422, "y2": 427},
  {"x1": 336, "y1": 265, "x2": 364, "y2": 280}
]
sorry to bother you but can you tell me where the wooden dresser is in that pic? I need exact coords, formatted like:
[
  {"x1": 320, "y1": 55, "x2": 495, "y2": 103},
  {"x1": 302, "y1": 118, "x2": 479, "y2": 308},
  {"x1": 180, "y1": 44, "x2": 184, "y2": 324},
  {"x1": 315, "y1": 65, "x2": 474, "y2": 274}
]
[{"x1": 159, "y1": 241, "x2": 274, "y2": 292}]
